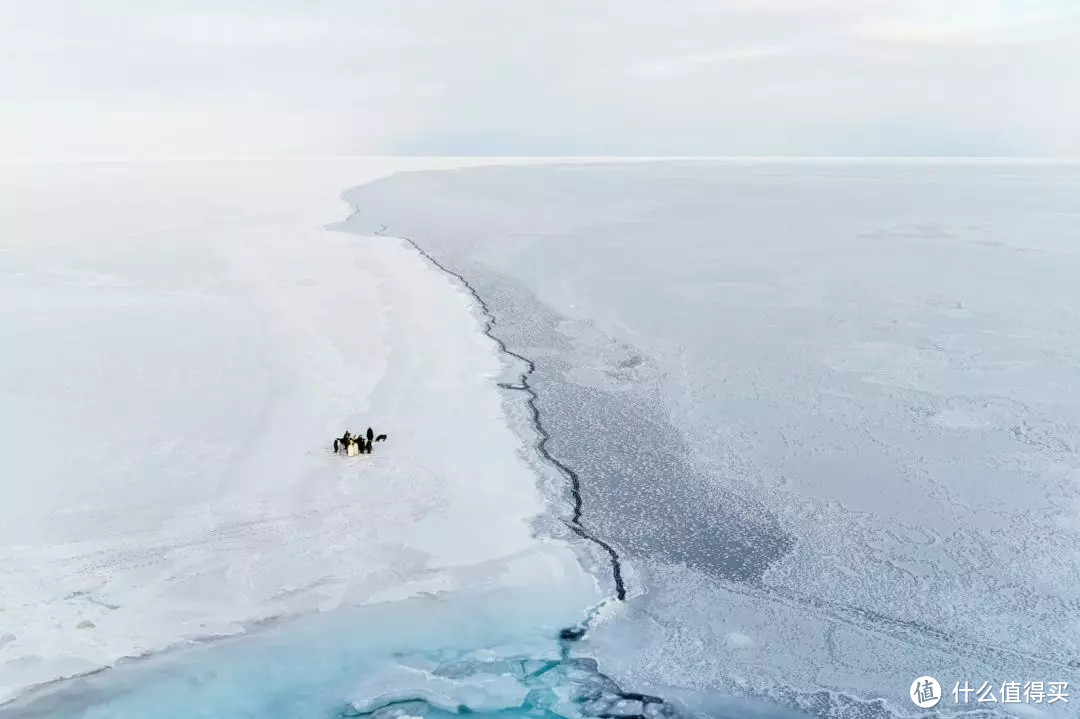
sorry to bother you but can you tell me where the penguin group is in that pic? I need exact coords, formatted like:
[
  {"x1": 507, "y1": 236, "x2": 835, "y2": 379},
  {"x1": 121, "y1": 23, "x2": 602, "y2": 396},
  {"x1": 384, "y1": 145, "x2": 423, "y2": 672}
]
[{"x1": 333, "y1": 426, "x2": 387, "y2": 456}]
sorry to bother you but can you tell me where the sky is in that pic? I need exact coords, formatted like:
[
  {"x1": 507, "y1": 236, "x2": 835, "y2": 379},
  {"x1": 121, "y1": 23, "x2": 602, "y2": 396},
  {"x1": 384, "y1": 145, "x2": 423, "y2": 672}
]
[{"x1": 2, "y1": 0, "x2": 1078, "y2": 159}]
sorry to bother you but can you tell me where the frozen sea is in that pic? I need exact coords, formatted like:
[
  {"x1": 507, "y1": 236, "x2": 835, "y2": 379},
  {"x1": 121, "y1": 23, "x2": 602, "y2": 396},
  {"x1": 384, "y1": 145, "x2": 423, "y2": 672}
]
[
  {"x1": 343, "y1": 161, "x2": 1080, "y2": 718},
  {"x1": 3, "y1": 159, "x2": 1079, "y2": 719},
  {"x1": 0, "y1": 159, "x2": 624, "y2": 718}
]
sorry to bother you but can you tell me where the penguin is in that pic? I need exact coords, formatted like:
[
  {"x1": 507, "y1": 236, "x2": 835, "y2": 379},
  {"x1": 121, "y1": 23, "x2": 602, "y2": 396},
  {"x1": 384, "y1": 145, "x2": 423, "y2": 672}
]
[
  {"x1": 333, "y1": 428, "x2": 385, "y2": 455},
  {"x1": 334, "y1": 430, "x2": 353, "y2": 453}
]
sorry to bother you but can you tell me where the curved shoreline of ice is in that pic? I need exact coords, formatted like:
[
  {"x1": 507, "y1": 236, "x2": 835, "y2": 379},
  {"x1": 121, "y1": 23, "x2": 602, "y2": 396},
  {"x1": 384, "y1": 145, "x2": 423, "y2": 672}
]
[{"x1": 0, "y1": 159, "x2": 602, "y2": 706}]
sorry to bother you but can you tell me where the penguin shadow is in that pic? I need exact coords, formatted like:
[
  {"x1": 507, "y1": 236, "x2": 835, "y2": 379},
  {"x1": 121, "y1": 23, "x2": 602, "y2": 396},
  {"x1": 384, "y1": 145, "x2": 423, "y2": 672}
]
[{"x1": 332, "y1": 426, "x2": 388, "y2": 456}]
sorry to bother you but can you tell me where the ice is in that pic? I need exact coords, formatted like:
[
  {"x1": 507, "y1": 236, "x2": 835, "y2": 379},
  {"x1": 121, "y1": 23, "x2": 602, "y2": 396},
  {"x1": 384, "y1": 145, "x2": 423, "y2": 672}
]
[
  {"x1": 10, "y1": 158, "x2": 1078, "y2": 716},
  {"x1": 342, "y1": 160, "x2": 1080, "y2": 716},
  {"x1": 349, "y1": 665, "x2": 530, "y2": 714},
  {"x1": 0, "y1": 158, "x2": 607, "y2": 705},
  {"x1": 1, "y1": 587, "x2": 590, "y2": 717},
  {"x1": 345, "y1": 654, "x2": 680, "y2": 719},
  {"x1": 3, "y1": 584, "x2": 692, "y2": 719}
]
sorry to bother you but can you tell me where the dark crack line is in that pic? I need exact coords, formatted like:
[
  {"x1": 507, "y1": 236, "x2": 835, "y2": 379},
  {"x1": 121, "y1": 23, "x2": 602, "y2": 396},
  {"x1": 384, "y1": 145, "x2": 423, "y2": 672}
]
[{"x1": 372, "y1": 223, "x2": 627, "y2": 601}]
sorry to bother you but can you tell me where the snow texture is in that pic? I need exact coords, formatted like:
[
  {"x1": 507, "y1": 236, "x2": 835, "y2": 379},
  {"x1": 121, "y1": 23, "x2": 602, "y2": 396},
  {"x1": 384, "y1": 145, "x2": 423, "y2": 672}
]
[
  {"x1": 343, "y1": 160, "x2": 1080, "y2": 718},
  {"x1": 0, "y1": 159, "x2": 604, "y2": 706}
]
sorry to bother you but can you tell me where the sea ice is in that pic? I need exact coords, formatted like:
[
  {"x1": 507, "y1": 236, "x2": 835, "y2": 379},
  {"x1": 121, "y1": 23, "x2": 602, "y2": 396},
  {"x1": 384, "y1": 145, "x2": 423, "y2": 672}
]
[
  {"x1": 0, "y1": 158, "x2": 604, "y2": 705},
  {"x1": 342, "y1": 160, "x2": 1080, "y2": 717}
]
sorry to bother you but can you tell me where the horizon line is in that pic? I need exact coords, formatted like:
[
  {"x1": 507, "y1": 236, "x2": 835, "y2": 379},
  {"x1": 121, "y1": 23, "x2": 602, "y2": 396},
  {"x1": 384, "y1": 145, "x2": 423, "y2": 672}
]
[{"x1": 3, "y1": 154, "x2": 1079, "y2": 165}]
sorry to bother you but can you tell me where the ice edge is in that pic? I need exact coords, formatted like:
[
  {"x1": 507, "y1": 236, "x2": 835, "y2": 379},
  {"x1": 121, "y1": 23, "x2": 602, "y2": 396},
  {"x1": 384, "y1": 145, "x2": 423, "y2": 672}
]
[{"x1": 357, "y1": 219, "x2": 629, "y2": 603}]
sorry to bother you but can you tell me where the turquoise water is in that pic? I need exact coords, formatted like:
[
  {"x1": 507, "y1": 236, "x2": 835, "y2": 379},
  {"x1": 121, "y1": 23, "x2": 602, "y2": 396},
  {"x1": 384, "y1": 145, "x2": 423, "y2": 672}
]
[
  {"x1": 3, "y1": 585, "x2": 806, "y2": 719},
  {"x1": 2, "y1": 588, "x2": 625, "y2": 719}
]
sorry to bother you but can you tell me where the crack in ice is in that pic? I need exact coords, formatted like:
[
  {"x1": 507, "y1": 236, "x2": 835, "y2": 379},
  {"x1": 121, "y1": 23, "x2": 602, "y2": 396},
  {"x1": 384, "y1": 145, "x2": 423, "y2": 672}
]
[{"x1": 371, "y1": 223, "x2": 628, "y2": 602}]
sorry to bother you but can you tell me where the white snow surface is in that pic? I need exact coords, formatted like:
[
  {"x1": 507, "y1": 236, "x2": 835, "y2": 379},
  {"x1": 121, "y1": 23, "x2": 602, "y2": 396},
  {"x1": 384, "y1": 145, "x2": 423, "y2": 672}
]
[
  {"x1": 0, "y1": 159, "x2": 597, "y2": 704},
  {"x1": 341, "y1": 161, "x2": 1080, "y2": 715}
]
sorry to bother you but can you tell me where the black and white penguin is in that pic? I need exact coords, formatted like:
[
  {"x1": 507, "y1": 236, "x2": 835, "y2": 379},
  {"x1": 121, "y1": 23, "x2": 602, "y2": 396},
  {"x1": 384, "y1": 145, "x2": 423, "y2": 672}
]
[{"x1": 334, "y1": 430, "x2": 354, "y2": 453}]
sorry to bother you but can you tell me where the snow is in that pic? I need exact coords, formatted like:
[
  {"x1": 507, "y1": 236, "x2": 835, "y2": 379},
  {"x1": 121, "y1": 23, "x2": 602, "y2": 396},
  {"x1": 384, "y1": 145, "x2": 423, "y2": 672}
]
[
  {"x1": 341, "y1": 160, "x2": 1080, "y2": 716},
  {"x1": 11, "y1": 157, "x2": 1079, "y2": 716},
  {"x1": 0, "y1": 159, "x2": 602, "y2": 705}
]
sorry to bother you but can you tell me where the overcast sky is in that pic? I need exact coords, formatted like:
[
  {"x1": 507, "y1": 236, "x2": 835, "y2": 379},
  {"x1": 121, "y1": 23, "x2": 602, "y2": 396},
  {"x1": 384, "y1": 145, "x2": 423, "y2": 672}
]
[{"x1": 2, "y1": 0, "x2": 1078, "y2": 158}]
